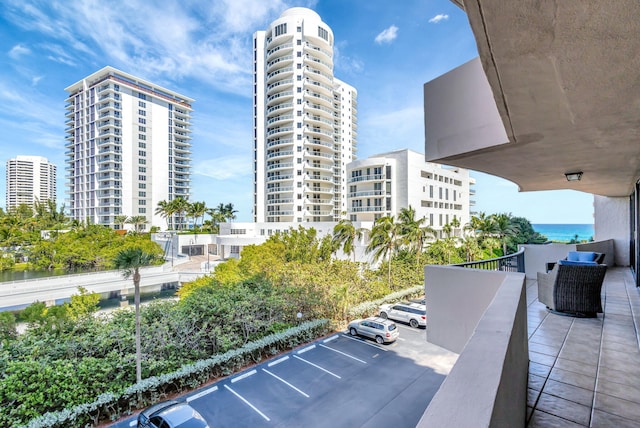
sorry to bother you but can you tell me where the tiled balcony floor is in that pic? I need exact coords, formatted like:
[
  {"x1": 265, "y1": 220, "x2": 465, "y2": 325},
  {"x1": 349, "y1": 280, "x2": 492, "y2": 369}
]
[{"x1": 526, "y1": 267, "x2": 640, "y2": 427}]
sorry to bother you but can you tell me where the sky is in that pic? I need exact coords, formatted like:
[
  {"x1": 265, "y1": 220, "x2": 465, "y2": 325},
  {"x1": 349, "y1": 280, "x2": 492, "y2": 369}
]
[{"x1": 0, "y1": 0, "x2": 594, "y2": 224}]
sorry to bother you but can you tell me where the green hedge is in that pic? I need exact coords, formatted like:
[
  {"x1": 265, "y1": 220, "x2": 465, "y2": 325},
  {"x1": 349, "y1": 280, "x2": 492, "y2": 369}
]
[{"x1": 22, "y1": 319, "x2": 331, "y2": 428}]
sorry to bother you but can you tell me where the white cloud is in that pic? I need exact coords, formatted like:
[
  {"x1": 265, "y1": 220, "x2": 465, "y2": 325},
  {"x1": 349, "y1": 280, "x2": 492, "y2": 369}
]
[
  {"x1": 374, "y1": 25, "x2": 398, "y2": 44},
  {"x1": 8, "y1": 44, "x2": 31, "y2": 59},
  {"x1": 193, "y1": 156, "x2": 252, "y2": 180},
  {"x1": 428, "y1": 14, "x2": 449, "y2": 24}
]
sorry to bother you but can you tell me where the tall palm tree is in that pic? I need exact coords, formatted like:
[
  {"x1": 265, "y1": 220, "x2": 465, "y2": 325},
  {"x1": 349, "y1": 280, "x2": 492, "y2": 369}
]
[
  {"x1": 366, "y1": 215, "x2": 400, "y2": 287},
  {"x1": 223, "y1": 203, "x2": 238, "y2": 221},
  {"x1": 170, "y1": 198, "x2": 190, "y2": 231},
  {"x1": 114, "y1": 248, "x2": 156, "y2": 383},
  {"x1": 188, "y1": 201, "x2": 207, "y2": 229},
  {"x1": 332, "y1": 218, "x2": 365, "y2": 262},
  {"x1": 155, "y1": 200, "x2": 174, "y2": 230},
  {"x1": 206, "y1": 207, "x2": 226, "y2": 233},
  {"x1": 490, "y1": 213, "x2": 520, "y2": 255},
  {"x1": 397, "y1": 206, "x2": 435, "y2": 258}
]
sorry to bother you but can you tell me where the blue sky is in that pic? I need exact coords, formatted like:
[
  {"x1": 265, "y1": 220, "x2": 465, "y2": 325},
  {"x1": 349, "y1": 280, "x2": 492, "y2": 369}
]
[{"x1": 0, "y1": 0, "x2": 594, "y2": 224}]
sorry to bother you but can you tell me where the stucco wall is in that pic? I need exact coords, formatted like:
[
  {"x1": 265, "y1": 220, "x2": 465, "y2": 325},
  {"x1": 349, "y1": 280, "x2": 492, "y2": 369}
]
[
  {"x1": 420, "y1": 266, "x2": 528, "y2": 427},
  {"x1": 594, "y1": 195, "x2": 630, "y2": 266}
]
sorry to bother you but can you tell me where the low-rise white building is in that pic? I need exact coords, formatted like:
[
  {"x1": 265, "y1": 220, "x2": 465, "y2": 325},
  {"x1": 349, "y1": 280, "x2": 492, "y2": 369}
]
[{"x1": 346, "y1": 149, "x2": 475, "y2": 238}]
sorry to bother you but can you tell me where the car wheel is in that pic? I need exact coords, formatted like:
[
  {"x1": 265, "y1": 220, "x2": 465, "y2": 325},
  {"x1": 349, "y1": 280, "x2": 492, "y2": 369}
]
[
  {"x1": 349, "y1": 327, "x2": 358, "y2": 336},
  {"x1": 410, "y1": 319, "x2": 419, "y2": 328},
  {"x1": 375, "y1": 335, "x2": 384, "y2": 344},
  {"x1": 379, "y1": 312, "x2": 388, "y2": 319}
]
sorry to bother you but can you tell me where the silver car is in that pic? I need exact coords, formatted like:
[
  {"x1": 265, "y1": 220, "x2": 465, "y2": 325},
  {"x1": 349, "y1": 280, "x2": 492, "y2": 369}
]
[
  {"x1": 379, "y1": 302, "x2": 427, "y2": 328},
  {"x1": 137, "y1": 400, "x2": 209, "y2": 428},
  {"x1": 347, "y1": 316, "x2": 399, "y2": 344}
]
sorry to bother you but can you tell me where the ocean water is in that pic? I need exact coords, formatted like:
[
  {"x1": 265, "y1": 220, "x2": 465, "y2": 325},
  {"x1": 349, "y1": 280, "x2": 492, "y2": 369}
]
[{"x1": 532, "y1": 224, "x2": 594, "y2": 243}]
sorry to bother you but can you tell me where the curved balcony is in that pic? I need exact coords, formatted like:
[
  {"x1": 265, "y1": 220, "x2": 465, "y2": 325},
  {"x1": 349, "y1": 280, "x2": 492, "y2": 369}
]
[
  {"x1": 266, "y1": 173, "x2": 294, "y2": 182},
  {"x1": 306, "y1": 150, "x2": 335, "y2": 161},
  {"x1": 305, "y1": 67, "x2": 333, "y2": 86},
  {"x1": 266, "y1": 150, "x2": 294, "y2": 160},
  {"x1": 266, "y1": 114, "x2": 294, "y2": 126},
  {"x1": 305, "y1": 162, "x2": 333, "y2": 172},
  {"x1": 267, "y1": 67, "x2": 294, "y2": 85},
  {"x1": 305, "y1": 114, "x2": 334, "y2": 128},
  {"x1": 306, "y1": 174, "x2": 333, "y2": 184},
  {"x1": 266, "y1": 138, "x2": 293, "y2": 149},
  {"x1": 306, "y1": 138, "x2": 334, "y2": 150},
  {"x1": 266, "y1": 197, "x2": 294, "y2": 205},
  {"x1": 304, "y1": 42, "x2": 332, "y2": 61},
  {"x1": 348, "y1": 174, "x2": 384, "y2": 184},
  {"x1": 306, "y1": 209, "x2": 333, "y2": 216},
  {"x1": 266, "y1": 185, "x2": 293, "y2": 193},
  {"x1": 266, "y1": 210, "x2": 294, "y2": 217},
  {"x1": 305, "y1": 79, "x2": 333, "y2": 97},
  {"x1": 306, "y1": 102, "x2": 335, "y2": 119},
  {"x1": 266, "y1": 42, "x2": 293, "y2": 60},
  {"x1": 266, "y1": 126, "x2": 294, "y2": 138},
  {"x1": 348, "y1": 190, "x2": 384, "y2": 198},
  {"x1": 267, "y1": 162, "x2": 294, "y2": 171},
  {"x1": 305, "y1": 126, "x2": 334, "y2": 139},
  {"x1": 173, "y1": 114, "x2": 189, "y2": 125},
  {"x1": 304, "y1": 55, "x2": 332, "y2": 74},
  {"x1": 266, "y1": 55, "x2": 294, "y2": 73},
  {"x1": 305, "y1": 197, "x2": 333, "y2": 205},
  {"x1": 266, "y1": 102, "x2": 294, "y2": 116},
  {"x1": 267, "y1": 78, "x2": 293, "y2": 95},
  {"x1": 267, "y1": 90, "x2": 294, "y2": 104},
  {"x1": 305, "y1": 91, "x2": 334, "y2": 109},
  {"x1": 350, "y1": 206, "x2": 386, "y2": 213}
]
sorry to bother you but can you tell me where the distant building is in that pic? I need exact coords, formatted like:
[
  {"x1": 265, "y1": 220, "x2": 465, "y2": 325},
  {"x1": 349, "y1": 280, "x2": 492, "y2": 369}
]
[
  {"x1": 253, "y1": 7, "x2": 357, "y2": 223},
  {"x1": 346, "y1": 149, "x2": 475, "y2": 238},
  {"x1": 5, "y1": 155, "x2": 56, "y2": 210},
  {"x1": 64, "y1": 66, "x2": 194, "y2": 230}
]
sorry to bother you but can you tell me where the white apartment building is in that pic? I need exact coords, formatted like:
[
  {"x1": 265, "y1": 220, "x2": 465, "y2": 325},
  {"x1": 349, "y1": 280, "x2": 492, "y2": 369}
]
[
  {"x1": 253, "y1": 7, "x2": 358, "y2": 223},
  {"x1": 5, "y1": 155, "x2": 56, "y2": 210},
  {"x1": 64, "y1": 67, "x2": 193, "y2": 230},
  {"x1": 346, "y1": 149, "x2": 475, "y2": 237}
]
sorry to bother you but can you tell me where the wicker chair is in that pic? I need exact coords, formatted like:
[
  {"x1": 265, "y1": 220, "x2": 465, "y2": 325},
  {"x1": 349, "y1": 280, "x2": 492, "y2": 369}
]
[{"x1": 537, "y1": 262, "x2": 608, "y2": 317}]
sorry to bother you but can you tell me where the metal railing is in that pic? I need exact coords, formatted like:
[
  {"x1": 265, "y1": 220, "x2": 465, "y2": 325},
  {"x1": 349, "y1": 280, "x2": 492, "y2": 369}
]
[{"x1": 452, "y1": 247, "x2": 525, "y2": 273}]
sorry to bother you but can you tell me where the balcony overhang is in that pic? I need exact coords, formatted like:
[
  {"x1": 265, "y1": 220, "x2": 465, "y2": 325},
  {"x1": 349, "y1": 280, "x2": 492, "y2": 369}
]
[{"x1": 424, "y1": 1, "x2": 640, "y2": 197}]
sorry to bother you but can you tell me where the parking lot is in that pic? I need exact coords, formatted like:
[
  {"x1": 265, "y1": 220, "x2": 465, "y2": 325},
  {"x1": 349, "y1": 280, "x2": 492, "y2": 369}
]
[{"x1": 112, "y1": 323, "x2": 457, "y2": 427}]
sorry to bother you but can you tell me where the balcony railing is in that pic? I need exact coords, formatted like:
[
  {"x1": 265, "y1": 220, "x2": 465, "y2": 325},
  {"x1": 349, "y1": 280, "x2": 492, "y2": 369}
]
[{"x1": 452, "y1": 247, "x2": 525, "y2": 273}]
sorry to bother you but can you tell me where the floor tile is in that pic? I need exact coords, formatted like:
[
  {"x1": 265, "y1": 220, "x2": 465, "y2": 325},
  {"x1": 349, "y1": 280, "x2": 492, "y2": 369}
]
[
  {"x1": 529, "y1": 373, "x2": 546, "y2": 391},
  {"x1": 553, "y1": 358, "x2": 597, "y2": 377},
  {"x1": 548, "y1": 367, "x2": 596, "y2": 390},
  {"x1": 591, "y1": 409, "x2": 640, "y2": 428},
  {"x1": 529, "y1": 351, "x2": 557, "y2": 366},
  {"x1": 528, "y1": 409, "x2": 587, "y2": 427},
  {"x1": 535, "y1": 393, "x2": 591, "y2": 425},
  {"x1": 596, "y1": 379, "x2": 640, "y2": 405},
  {"x1": 542, "y1": 379, "x2": 594, "y2": 407},
  {"x1": 594, "y1": 392, "x2": 640, "y2": 423}
]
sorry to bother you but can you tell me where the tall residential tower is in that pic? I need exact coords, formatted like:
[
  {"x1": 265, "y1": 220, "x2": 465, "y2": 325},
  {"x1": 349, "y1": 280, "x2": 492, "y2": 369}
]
[
  {"x1": 253, "y1": 7, "x2": 357, "y2": 223},
  {"x1": 5, "y1": 156, "x2": 56, "y2": 210},
  {"x1": 64, "y1": 67, "x2": 193, "y2": 230}
]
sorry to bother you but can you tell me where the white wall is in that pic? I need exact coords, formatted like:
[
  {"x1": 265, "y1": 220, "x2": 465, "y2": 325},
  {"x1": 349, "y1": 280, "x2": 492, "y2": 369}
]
[{"x1": 594, "y1": 195, "x2": 630, "y2": 266}]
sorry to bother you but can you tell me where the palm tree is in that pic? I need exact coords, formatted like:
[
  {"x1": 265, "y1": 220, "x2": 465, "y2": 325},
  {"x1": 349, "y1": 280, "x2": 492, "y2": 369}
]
[
  {"x1": 397, "y1": 206, "x2": 435, "y2": 258},
  {"x1": 126, "y1": 215, "x2": 148, "y2": 233},
  {"x1": 366, "y1": 215, "x2": 401, "y2": 287},
  {"x1": 490, "y1": 213, "x2": 520, "y2": 255},
  {"x1": 155, "y1": 200, "x2": 174, "y2": 230},
  {"x1": 170, "y1": 198, "x2": 190, "y2": 231},
  {"x1": 332, "y1": 218, "x2": 365, "y2": 262},
  {"x1": 114, "y1": 215, "x2": 129, "y2": 230},
  {"x1": 188, "y1": 201, "x2": 207, "y2": 230},
  {"x1": 114, "y1": 248, "x2": 157, "y2": 383},
  {"x1": 206, "y1": 207, "x2": 226, "y2": 233}
]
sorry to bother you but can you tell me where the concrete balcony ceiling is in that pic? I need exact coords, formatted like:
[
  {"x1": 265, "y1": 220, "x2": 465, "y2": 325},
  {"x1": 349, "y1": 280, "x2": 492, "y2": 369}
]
[{"x1": 426, "y1": 1, "x2": 640, "y2": 197}]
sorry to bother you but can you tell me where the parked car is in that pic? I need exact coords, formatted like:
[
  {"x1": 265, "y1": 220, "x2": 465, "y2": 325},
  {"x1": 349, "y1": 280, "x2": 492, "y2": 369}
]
[
  {"x1": 379, "y1": 302, "x2": 427, "y2": 328},
  {"x1": 347, "y1": 316, "x2": 399, "y2": 344},
  {"x1": 409, "y1": 297, "x2": 426, "y2": 305},
  {"x1": 138, "y1": 400, "x2": 209, "y2": 428}
]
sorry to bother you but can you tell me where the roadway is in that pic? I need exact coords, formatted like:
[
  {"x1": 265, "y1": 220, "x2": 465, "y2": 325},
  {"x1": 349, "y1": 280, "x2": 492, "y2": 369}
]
[{"x1": 111, "y1": 323, "x2": 458, "y2": 427}]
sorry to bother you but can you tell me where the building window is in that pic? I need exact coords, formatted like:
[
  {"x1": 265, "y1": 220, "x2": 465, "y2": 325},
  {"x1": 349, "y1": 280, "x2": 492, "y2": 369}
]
[
  {"x1": 139, "y1": 142, "x2": 146, "y2": 148},
  {"x1": 139, "y1": 166, "x2": 146, "y2": 172},
  {"x1": 138, "y1": 110, "x2": 146, "y2": 116},
  {"x1": 275, "y1": 23, "x2": 287, "y2": 37},
  {"x1": 139, "y1": 191, "x2": 146, "y2": 197},
  {"x1": 139, "y1": 208, "x2": 146, "y2": 213},
  {"x1": 138, "y1": 93, "x2": 146, "y2": 100},
  {"x1": 138, "y1": 175, "x2": 146, "y2": 181},
  {"x1": 139, "y1": 134, "x2": 146, "y2": 140},
  {"x1": 139, "y1": 118, "x2": 146, "y2": 124},
  {"x1": 139, "y1": 183, "x2": 146, "y2": 189},
  {"x1": 318, "y1": 26, "x2": 328, "y2": 41},
  {"x1": 139, "y1": 126, "x2": 146, "y2": 132},
  {"x1": 138, "y1": 101, "x2": 146, "y2": 108},
  {"x1": 139, "y1": 159, "x2": 146, "y2": 165},
  {"x1": 139, "y1": 200, "x2": 146, "y2": 205},
  {"x1": 139, "y1": 150, "x2": 146, "y2": 156}
]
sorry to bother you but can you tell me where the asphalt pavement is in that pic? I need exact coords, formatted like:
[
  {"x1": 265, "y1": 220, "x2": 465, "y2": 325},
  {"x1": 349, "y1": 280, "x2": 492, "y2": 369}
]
[{"x1": 111, "y1": 323, "x2": 458, "y2": 428}]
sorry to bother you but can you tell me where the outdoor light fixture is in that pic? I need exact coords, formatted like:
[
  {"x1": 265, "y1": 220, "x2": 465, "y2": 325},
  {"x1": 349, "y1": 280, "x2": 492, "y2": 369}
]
[{"x1": 565, "y1": 172, "x2": 583, "y2": 182}]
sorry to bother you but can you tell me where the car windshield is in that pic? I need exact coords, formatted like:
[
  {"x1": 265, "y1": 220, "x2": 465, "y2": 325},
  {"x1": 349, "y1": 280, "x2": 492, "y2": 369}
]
[{"x1": 387, "y1": 324, "x2": 397, "y2": 331}]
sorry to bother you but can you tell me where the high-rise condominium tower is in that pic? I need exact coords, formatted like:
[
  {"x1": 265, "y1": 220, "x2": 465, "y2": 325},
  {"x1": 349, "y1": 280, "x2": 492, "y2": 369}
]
[
  {"x1": 64, "y1": 67, "x2": 193, "y2": 231},
  {"x1": 5, "y1": 155, "x2": 56, "y2": 210},
  {"x1": 253, "y1": 7, "x2": 358, "y2": 223}
]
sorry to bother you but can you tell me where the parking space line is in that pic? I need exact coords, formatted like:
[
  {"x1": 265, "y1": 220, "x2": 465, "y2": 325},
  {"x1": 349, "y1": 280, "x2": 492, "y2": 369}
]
[
  {"x1": 268, "y1": 355, "x2": 289, "y2": 367},
  {"x1": 262, "y1": 368, "x2": 310, "y2": 398},
  {"x1": 224, "y1": 385, "x2": 270, "y2": 421},
  {"x1": 231, "y1": 369, "x2": 257, "y2": 383},
  {"x1": 293, "y1": 355, "x2": 341, "y2": 378},
  {"x1": 129, "y1": 420, "x2": 136, "y2": 427},
  {"x1": 297, "y1": 344, "x2": 316, "y2": 354},
  {"x1": 186, "y1": 385, "x2": 218, "y2": 402},
  {"x1": 319, "y1": 344, "x2": 367, "y2": 364},
  {"x1": 341, "y1": 334, "x2": 389, "y2": 351},
  {"x1": 323, "y1": 334, "x2": 339, "y2": 343}
]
